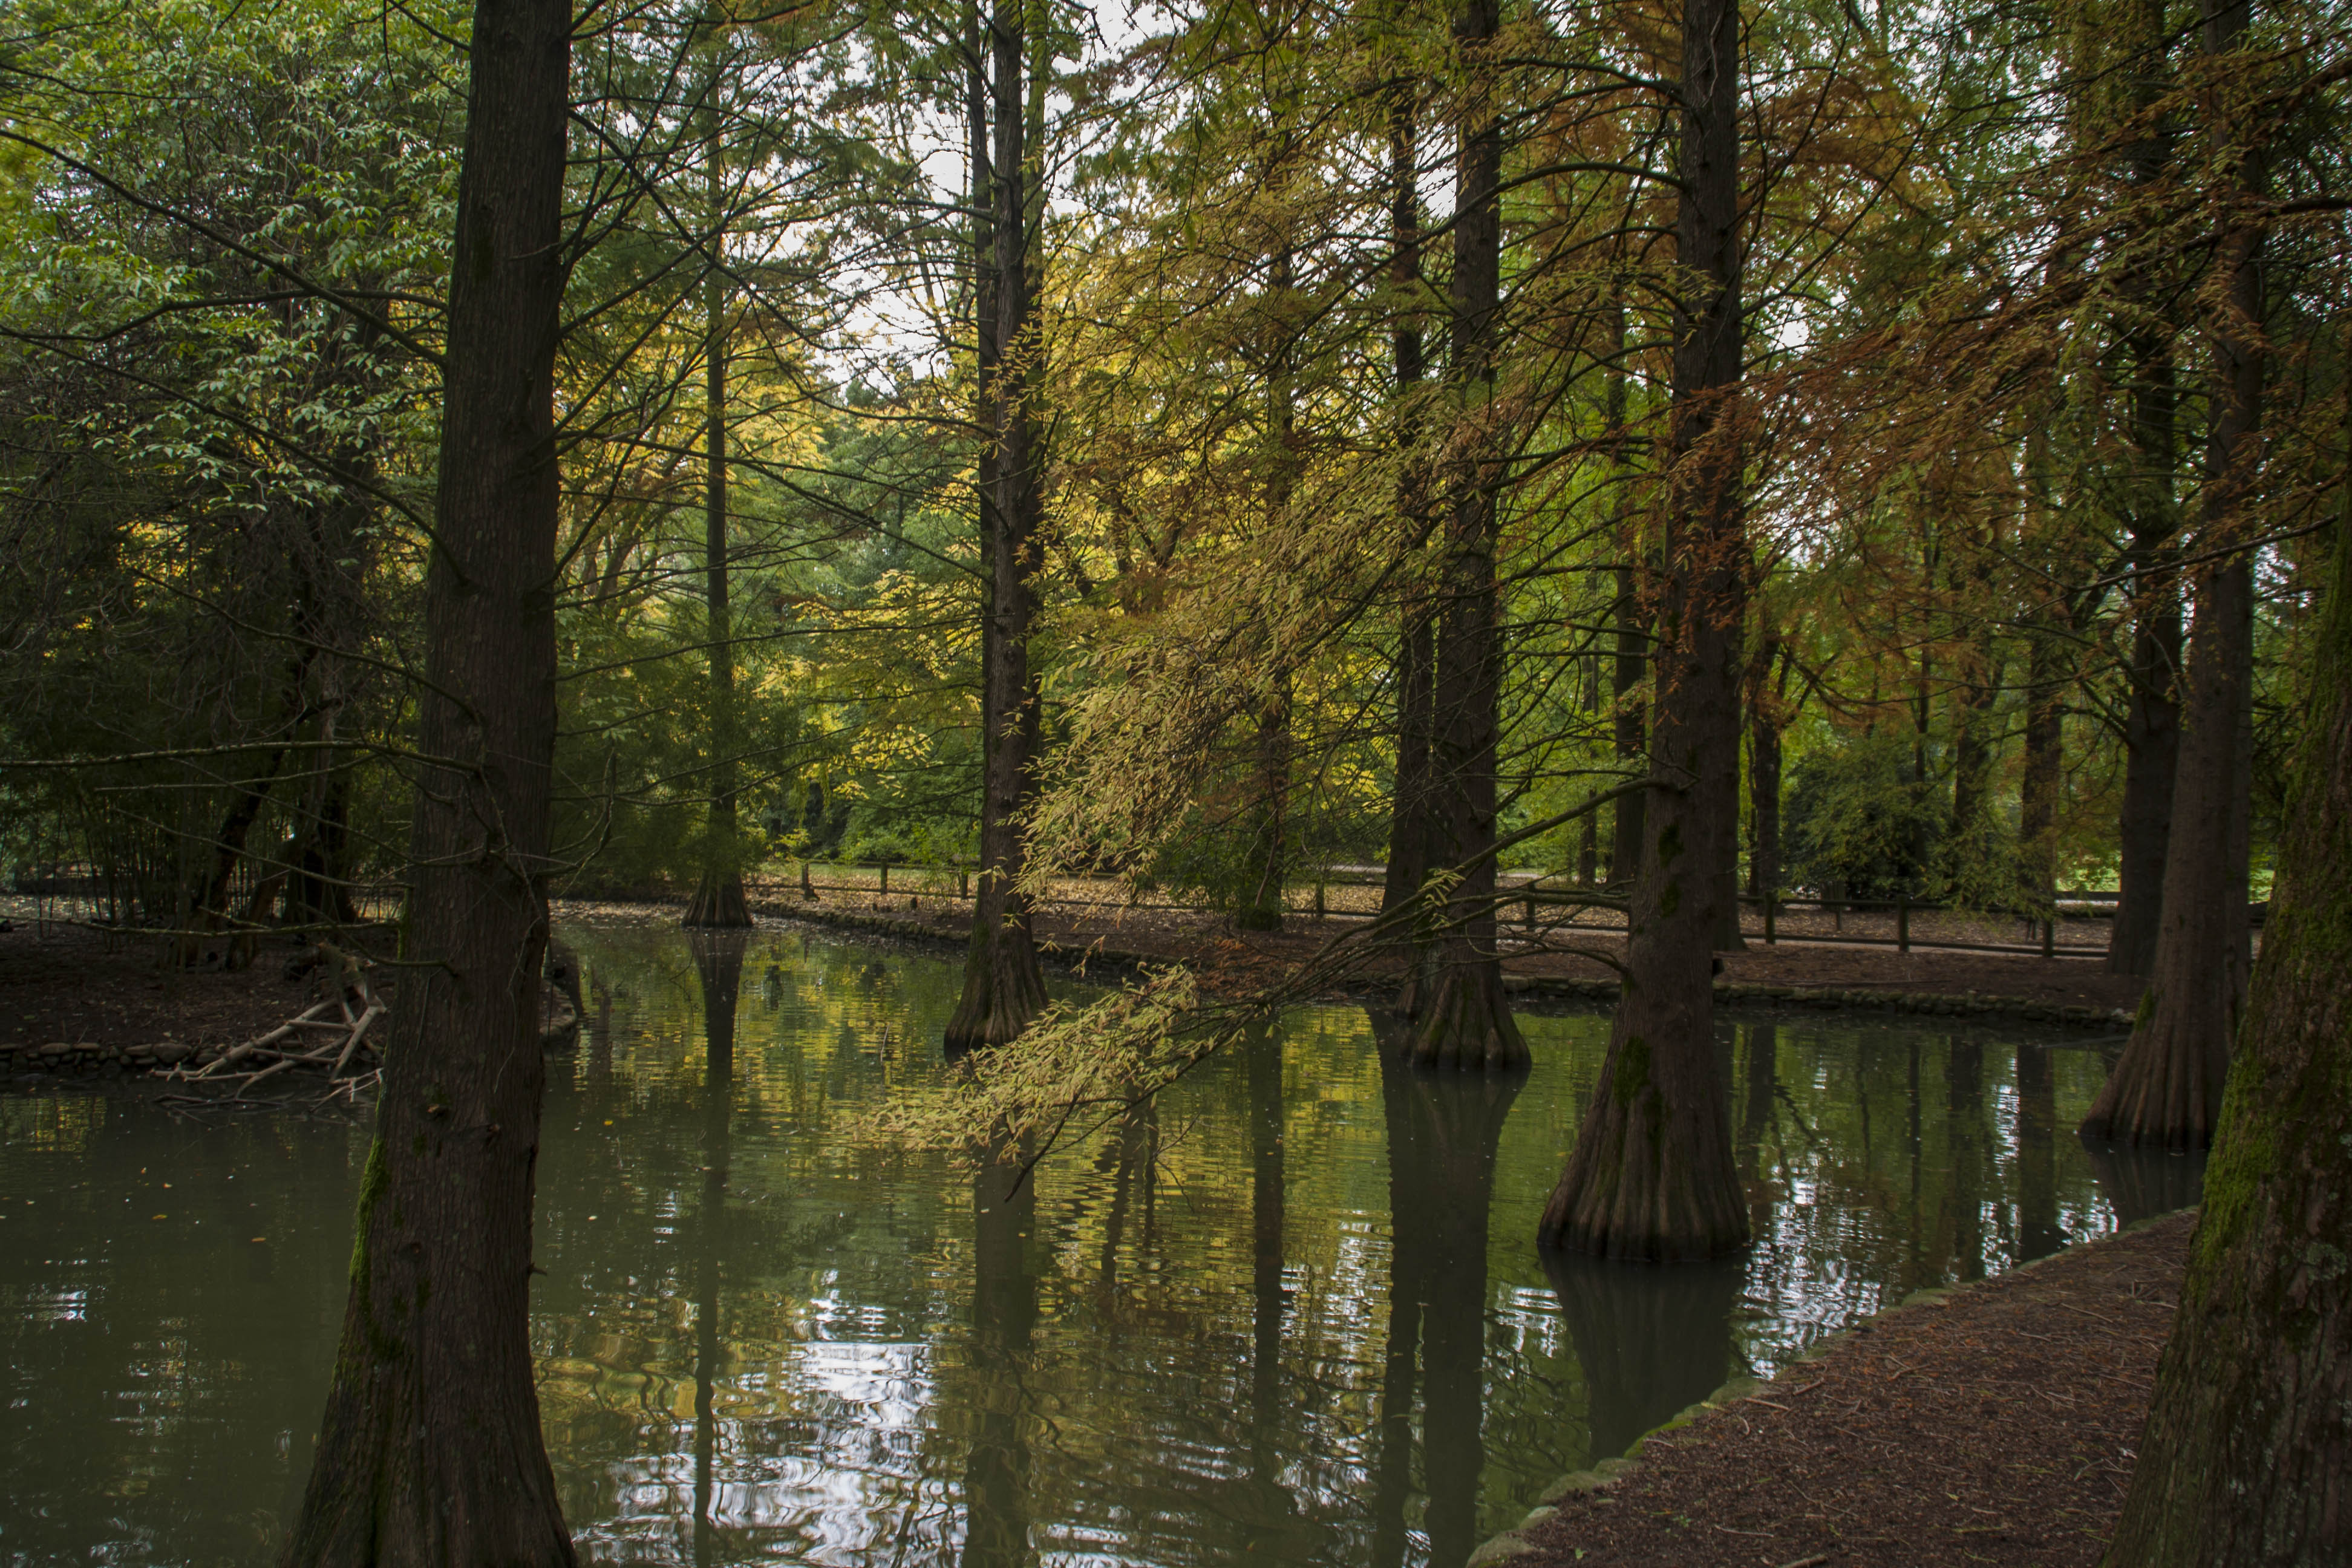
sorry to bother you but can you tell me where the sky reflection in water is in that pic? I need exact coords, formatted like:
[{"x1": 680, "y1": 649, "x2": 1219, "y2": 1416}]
[{"x1": 0, "y1": 919, "x2": 2200, "y2": 1567}]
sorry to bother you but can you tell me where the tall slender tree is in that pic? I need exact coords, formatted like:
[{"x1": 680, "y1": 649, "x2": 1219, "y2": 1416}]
[
  {"x1": 2108, "y1": 0, "x2": 2186, "y2": 977},
  {"x1": 282, "y1": 0, "x2": 576, "y2": 1554},
  {"x1": 945, "y1": 0, "x2": 1048, "y2": 1051},
  {"x1": 684, "y1": 24, "x2": 751, "y2": 929},
  {"x1": 1538, "y1": 0, "x2": 1751, "y2": 1259},
  {"x1": 1380, "y1": 36, "x2": 1436, "y2": 937},
  {"x1": 2083, "y1": 0, "x2": 2265, "y2": 1149},
  {"x1": 1402, "y1": 0, "x2": 1529, "y2": 1072}
]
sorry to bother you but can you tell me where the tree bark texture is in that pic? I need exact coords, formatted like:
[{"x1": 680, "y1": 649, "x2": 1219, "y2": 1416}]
[
  {"x1": 684, "y1": 96, "x2": 749, "y2": 929},
  {"x1": 945, "y1": 0, "x2": 1047, "y2": 1052},
  {"x1": 282, "y1": 0, "x2": 574, "y2": 1557},
  {"x1": 1540, "y1": 0, "x2": 1749, "y2": 1259},
  {"x1": 2108, "y1": 0, "x2": 2184, "y2": 977},
  {"x1": 1403, "y1": 0, "x2": 1527, "y2": 1073},
  {"x1": 2103, "y1": 77, "x2": 2344, "y2": 1552},
  {"x1": 2083, "y1": 26, "x2": 2263, "y2": 1149}
]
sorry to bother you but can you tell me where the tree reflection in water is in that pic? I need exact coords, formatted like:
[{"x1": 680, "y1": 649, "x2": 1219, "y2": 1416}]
[
  {"x1": 2079, "y1": 1133, "x2": 2209, "y2": 1228},
  {"x1": 962, "y1": 1140, "x2": 1036, "y2": 1568},
  {"x1": 1543, "y1": 1247, "x2": 1743, "y2": 1469},
  {"x1": 0, "y1": 927, "x2": 2204, "y2": 1568},
  {"x1": 689, "y1": 932, "x2": 743, "y2": 1566},
  {"x1": 1371, "y1": 1011, "x2": 1526, "y2": 1568}
]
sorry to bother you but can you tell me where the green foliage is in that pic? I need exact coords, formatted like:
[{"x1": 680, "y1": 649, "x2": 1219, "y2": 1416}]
[{"x1": 1783, "y1": 732, "x2": 1941, "y2": 899}]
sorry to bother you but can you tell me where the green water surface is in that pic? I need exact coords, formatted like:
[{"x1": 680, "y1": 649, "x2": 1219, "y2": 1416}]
[{"x1": 0, "y1": 919, "x2": 2197, "y2": 1567}]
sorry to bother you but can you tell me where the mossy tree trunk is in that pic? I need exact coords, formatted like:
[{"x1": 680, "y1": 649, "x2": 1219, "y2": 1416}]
[
  {"x1": 2103, "y1": 339, "x2": 2345, "y2": 1561},
  {"x1": 281, "y1": 0, "x2": 573, "y2": 1557},
  {"x1": 2104, "y1": 15, "x2": 2349, "y2": 1553},
  {"x1": 1402, "y1": 0, "x2": 1527, "y2": 1073},
  {"x1": 944, "y1": 0, "x2": 1046, "y2": 1052},
  {"x1": 1537, "y1": 0, "x2": 1749, "y2": 1260}
]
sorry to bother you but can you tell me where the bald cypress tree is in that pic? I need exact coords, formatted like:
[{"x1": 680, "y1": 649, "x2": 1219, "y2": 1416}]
[
  {"x1": 1537, "y1": 0, "x2": 1750, "y2": 1260},
  {"x1": 282, "y1": 0, "x2": 576, "y2": 1555}
]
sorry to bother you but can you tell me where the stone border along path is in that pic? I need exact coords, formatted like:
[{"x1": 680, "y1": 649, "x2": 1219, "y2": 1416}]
[
  {"x1": 756, "y1": 901, "x2": 2138, "y2": 1031},
  {"x1": 1468, "y1": 1211, "x2": 2195, "y2": 1568},
  {"x1": 0, "y1": 1037, "x2": 204, "y2": 1076}
]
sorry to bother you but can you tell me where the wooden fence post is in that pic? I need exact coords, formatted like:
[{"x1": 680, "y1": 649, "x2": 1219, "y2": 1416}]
[{"x1": 1897, "y1": 893, "x2": 1910, "y2": 953}]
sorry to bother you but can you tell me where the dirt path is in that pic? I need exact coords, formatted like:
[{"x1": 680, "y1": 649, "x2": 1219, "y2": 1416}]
[
  {"x1": 742, "y1": 892, "x2": 2150, "y2": 1014},
  {"x1": 1501, "y1": 1212, "x2": 2194, "y2": 1568},
  {"x1": 0, "y1": 922, "x2": 310, "y2": 1056}
]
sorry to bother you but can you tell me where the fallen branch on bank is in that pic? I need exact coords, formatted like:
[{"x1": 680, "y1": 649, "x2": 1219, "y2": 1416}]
[{"x1": 157, "y1": 962, "x2": 387, "y2": 1102}]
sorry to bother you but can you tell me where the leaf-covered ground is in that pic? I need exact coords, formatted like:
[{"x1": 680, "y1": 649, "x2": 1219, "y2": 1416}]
[{"x1": 1516, "y1": 1212, "x2": 2194, "y2": 1568}]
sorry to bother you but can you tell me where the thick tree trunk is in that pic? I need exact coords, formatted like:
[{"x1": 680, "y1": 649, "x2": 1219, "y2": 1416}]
[
  {"x1": 1385, "y1": 606, "x2": 1436, "y2": 918},
  {"x1": 945, "y1": 0, "x2": 1047, "y2": 1051},
  {"x1": 684, "y1": 106, "x2": 748, "y2": 929},
  {"x1": 2108, "y1": 0, "x2": 2183, "y2": 977},
  {"x1": 2103, "y1": 105, "x2": 2342, "y2": 1566},
  {"x1": 2083, "y1": 36, "x2": 2262, "y2": 1148},
  {"x1": 281, "y1": 0, "x2": 574, "y2": 1557},
  {"x1": 1403, "y1": 0, "x2": 1527, "y2": 1073},
  {"x1": 1539, "y1": 0, "x2": 1750, "y2": 1259}
]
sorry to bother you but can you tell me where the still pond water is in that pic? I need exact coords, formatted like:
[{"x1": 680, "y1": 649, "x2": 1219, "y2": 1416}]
[{"x1": 1, "y1": 920, "x2": 2200, "y2": 1568}]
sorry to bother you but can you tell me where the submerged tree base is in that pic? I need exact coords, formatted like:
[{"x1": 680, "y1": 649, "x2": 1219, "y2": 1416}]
[
  {"x1": 2077, "y1": 985, "x2": 2230, "y2": 1151},
  {"x1": 1401, "y1": 955, "x2": 1529, "y2": 1073},
  {"x1": 1540, "y1": 1019, "x2": 1750, "y2": 1262},
  {"x1": 682, "y1": 869, "x2": 751, "y2": 929},
  {"x1": 943, "y1": 915, "x2": 1047, "y2": 1053}
]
